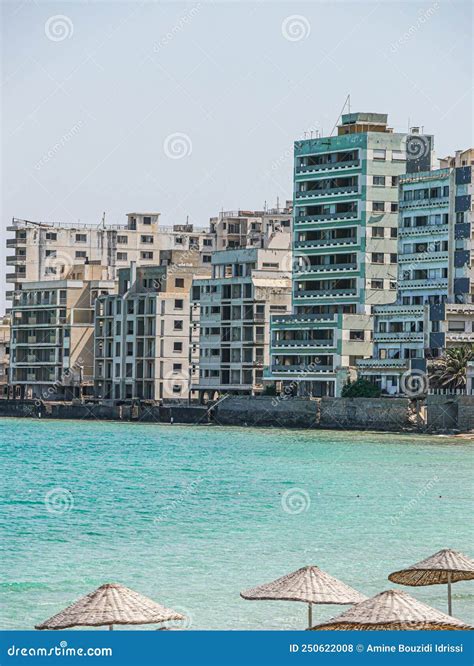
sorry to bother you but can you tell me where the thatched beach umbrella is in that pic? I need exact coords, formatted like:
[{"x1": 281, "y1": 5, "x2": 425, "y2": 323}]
[
  {"x1": 309, "y1": 589, "x2": 472, "y2": 631},
  {"x1": 388, "y1": 549, "x2": 474, "y2": 615},
  {"x1": 240, "y1": 565, "x2": 366, "y2": 628},
  {"x1": 35, "y1": 583, "x2": 185, "y2": 631}
]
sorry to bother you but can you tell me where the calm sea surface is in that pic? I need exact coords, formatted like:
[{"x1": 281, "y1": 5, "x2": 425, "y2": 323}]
[{"x1": 1, "y1": 418, "x2": 473, "y2": 630}]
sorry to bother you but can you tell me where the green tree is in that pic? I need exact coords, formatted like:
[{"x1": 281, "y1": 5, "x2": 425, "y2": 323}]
[
  {"x1": 341, "y1": 378, "x2": 381, "y2": 398},
  {"x1": 430, "y1": 346, "x2": 474, "y2": 390}
]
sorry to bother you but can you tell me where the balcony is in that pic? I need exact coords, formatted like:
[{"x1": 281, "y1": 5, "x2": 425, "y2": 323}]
[
  {"x1": 400, "y1": 196, "x2": 450, "y2": 210},
  {"x1": 6, "y1": 255, "x2": 26, "y2": 265},
  {"x1": 294, "y1": 288, "x2": 358, "y2": 299},
  {"x1": 295, "y1": 186, "x2": 358, "y2": 200},
  {"x1": 398, "y1": 252, "x2": 449, "y2": 264},
  {"x1": 400, "y1": 278, "x2": 448, "y2": 290},
  {"x1": 446, "y1": 332, "x2": 474, "y2": 343},
  {"x1": 374, "y1": 332, "x2": 424, "y2": 343},
  {"x1": 357, "y1": 358, "x2": 409, "y2": 370},
  {"x1": 6, "y1": 236, "x2": 27, "y2": 247},
  {"x1": 399, "y1": 223, "x2": 449, "y2": 238},
  {"x1": 294, "y1": 212, "x2": 358, "y2": 224},
  {"x1": 295, "y1": 262, "x2": 358, "y2": 275},
  {"x1": 294, "y1": 238, "x2": 357, "y2": 250},
  {"x1": 295, "y1": 159, "x2": 360, "y2": 175},
  {"x1": 270, "y1": 364, "x2": 335, "y2": 374},
  {"x1": 272, "y1": 339, "x2": 335, "y2": 349}
]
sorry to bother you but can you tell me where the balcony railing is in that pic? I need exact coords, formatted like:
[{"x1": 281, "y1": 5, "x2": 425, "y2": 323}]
[
  {"x1": 295, "y1": 186, "x2": 358, "y2": 199},
  {"x1": 399, "y1": 278, "x2": 448, "y2": 289},
  {"x1": 398, "y1": 252, "x2": 448, "y2": 264},
  {"x1": 295, "y1": 262, "x2": 358, "y2": 275},
  {"x1": 294, "y1": 288, "x2": 357, "y2": 298},
  {"x1": 272, "y1": 339, "x2": 334, "y2": 348},
  {"x1": 295, "y1": 159, "x2": 360, "y2": 174},
  {"x1": 294, "y1": 238, "x2": 357, "y2": 249},
  {"x1": 295, "y1": 212, "x2": 358, "y2": 224},
  {"x1": 357, "y1": 358, "x2": 409, "y2": 369},
  {"x1": 271, "y1": 364, "x2": 335, "y2": 374},
  {"x1": 399, "y1": 223, "x2": 449, "y2": 237},
  {"x1": 374, "y1": 332, "x2": 424, "y2": 342},
  {"x1": 400, "y1": 196, "x2": 449, "y2": 210}
]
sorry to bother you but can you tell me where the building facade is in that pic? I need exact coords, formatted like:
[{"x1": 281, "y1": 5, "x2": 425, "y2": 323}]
[
  {"x1": 190, "y1": 229, "x2": 292, "y2": 401},
  {"x1": 267, "y1": 113, "x2": 432, "y2": 397},
  {"x1": 6, "y1": 213, "x2": 214, "y2": 301},
  {"x1": 210, "y1": 203, "x2": 292, "y2": 251},
  {"x1": 358, "y1": 149, "x2": 474, "y2": 393},
  {"x1": 94, "y1": 254, "x2": 211, "y2": 402},
  {"x1": 8, "y1": 263, "x2": 115, "y2": 400},
  {"x1": 0, "y1": 316, "x2": 10, "y2": 394}
]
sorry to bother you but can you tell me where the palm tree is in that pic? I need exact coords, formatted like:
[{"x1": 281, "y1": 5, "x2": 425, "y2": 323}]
[{"x1": 430, "y1": 346, "x2": 474, "y2": 390}]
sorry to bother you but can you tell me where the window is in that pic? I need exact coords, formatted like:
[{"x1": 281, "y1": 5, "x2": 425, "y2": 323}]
[
  {"x1": 172, "y1": 385, "x2": 182, "y2": 394},
  {"x1": 45, "y1": 232, "x2": 57, "y2": 241},
  {"x1": 349, "y1": 330, "x2": 365, "y2": 341},
  {"x1": 175, "y1": 278, "x2": 184, "y2": 288},
  {"x1": 203, "y1": 255, "x2": 211, "y2": 263},
  {"x1": 143, "y1": 216, "x2": 152, "y2": 225},
  {"x1": 373, "y1": 149, "x2": 386, "y2": 160},
  {"x1": 141, "y1": 251, "x2": 153, "y2": 259},
  {"x1": 174, "y1": 299, "x2": 184, "y2": 310},
  {"x1": 373, "y1": 202, "x2": 385, "y2": 212},
  {"x1": 389, "y1": 280, "x2": 397, "y2": 290},
  {"x1": 390, "y1": 203, "x2": 399, "y2": 212},
  {"x1": 372, "y1": 227, "x2": 384, "y2": 238},
  {"x1": 75, "y1": 234, "x2": 87, "y2": 242},
  {"x1": 127, "y1": 321, "x2": 134, "y2": 335},
  {"x1": 203, "y1": 238, "x2": 212, "y2": 246},
  {"x1": 175, "y1": 237, "x2": 184, "y2": 245},
  {"x1": 45, "y1": 250, "x2": 56, "y2": 257},
  {"x1": 371, "y1": 279, "x2": 384, "y2": 289},
  {"x1": 173, "y1": 363, "x2": 182, "y2": 372},
  {"x1": 174, "y1": 320, "x2": 183, "y2": 330},
  {"x1": 75, "y1": 251, "x2": 87, "y2": 258},
  {"x1": 448, "y1": 320, "x2": 465, "y2": 331},
  {"x1": 140, "y1": 235, "x2": 153, "y2": 244},
  {"x1": 373, "y1": 176, "x2": 385, "y2": 186},
  {"x1": 390, "y1": 228, "x2": 398, "y2": 238},
  {"x1": 390, "y1": 253, "x2": 397, "y2": 263},
  {"x1": 117, "y1": 252, "x2": 128, "y2": 261},
  {"x1": 391, "y1": 176, "x2": 399, "y2": 186},
  {"x1": 371, "y1": 252, "x2": 384, "y2": 264},
  {"x1": 392, "y1": 150, "x2": 405, "y2": 161},
  {"x1": 173, "y1": 341, "x2": 183, "y2": 352},
  {"x1": 117, "y1": 235, "x2": 128, "y2": 244}
]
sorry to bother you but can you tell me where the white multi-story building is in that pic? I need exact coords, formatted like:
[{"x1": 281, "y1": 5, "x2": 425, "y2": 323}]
[{"x1": 6, "y1": 213, "x2": 214, "y2": 301}]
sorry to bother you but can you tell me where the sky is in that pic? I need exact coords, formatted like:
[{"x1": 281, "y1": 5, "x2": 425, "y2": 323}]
[{"x1": 1, "y1": 0, "x2": 472, "y2": 314}]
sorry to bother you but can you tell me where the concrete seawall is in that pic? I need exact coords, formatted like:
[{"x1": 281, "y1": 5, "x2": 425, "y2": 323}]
[{"x1": 1, "y1": 395, "x2": 473, "y2": 432}]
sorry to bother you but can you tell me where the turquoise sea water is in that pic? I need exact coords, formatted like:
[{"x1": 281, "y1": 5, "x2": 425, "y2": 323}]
[{"x1": 0, "y1": 418, "x2": 473, "y2": 630}]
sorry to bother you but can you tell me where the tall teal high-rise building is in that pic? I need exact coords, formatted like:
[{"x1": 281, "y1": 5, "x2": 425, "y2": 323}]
[{"x1": 267, "y1": 112, "x2": 432, "y2": 397}]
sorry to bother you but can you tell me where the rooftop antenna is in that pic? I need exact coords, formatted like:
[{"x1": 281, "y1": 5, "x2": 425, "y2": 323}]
[
  {"x1": 101, "y1": 212, "x2": 106, "y2": 227},
  {"x1": 303, "y1": 131, "x2": 308, "y2": 139},
  {"x1": 329, "y1": 94, "x2": 351, "y2": 137},
  {"x1": 276, "y1": 196, "x2": 280, "y2": 212},
  {"x1": 263, "y1": 200, "x2": 267, "y2": 212}
]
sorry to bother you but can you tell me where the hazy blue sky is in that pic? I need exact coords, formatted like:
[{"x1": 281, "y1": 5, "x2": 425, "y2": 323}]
[{"x1": 1, "y1": 0, "x2": 472, "y2": 313}]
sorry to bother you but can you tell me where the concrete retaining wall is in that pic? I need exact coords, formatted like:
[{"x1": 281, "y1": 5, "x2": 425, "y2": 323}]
[
  {"x1": 319, "y1": 397, "x2": 413, "y2": 431},
  {"x1": 213, "y1": 395, "x2": 320, "y2": 428}
]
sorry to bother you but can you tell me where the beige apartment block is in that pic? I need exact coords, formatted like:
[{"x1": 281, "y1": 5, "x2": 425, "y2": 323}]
[
  {"x1": 0, "y1": 316, "x2": 10, "y2": 393},
  {"x1": 6, "y1": 213, "x2": 215, "y2": 301},
  {"x1": 210, "y1": 203, "x2": 293, "y2": 251},
  {"x1": 190, "y1": 232, "x2": 292, "y2": 401},
  {"x1": 8, "y1": 263, "x2": 115, "y2": 400},
  {"x1": 94, "y1": 255, "x2": 211, "y2": 402}
]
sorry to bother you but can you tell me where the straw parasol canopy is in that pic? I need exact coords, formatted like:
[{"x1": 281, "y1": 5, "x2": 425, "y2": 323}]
[
  {"x1": 309, "y1": 589, "x2": 472, "y2": 631},
  {"x1": 240, "y1": 565, "x2": 366, "y2": 628},
  {"x1": 35, "y1": 583, "x2": 185, "y2": 631},
  {"x1": 388, "y1": 549, "x2": 474, "y2": 615}
]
